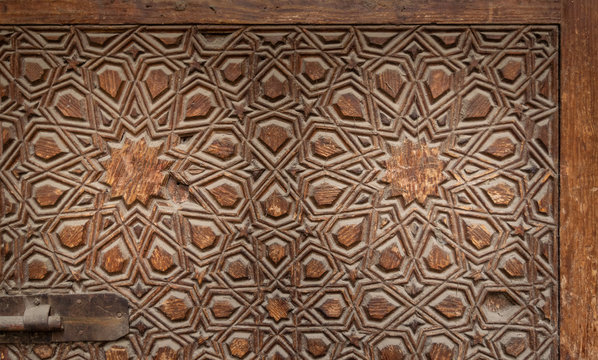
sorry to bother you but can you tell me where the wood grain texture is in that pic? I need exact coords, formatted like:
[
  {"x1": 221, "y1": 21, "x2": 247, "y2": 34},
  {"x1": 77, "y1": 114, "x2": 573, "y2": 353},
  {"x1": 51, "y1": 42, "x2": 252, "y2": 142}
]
[
  {"x1": 560, "y1": 0, "x2": 598, "y2": 358},
  {"x1": 0, "y1": 0, "x2": 561, "y2": 24}
]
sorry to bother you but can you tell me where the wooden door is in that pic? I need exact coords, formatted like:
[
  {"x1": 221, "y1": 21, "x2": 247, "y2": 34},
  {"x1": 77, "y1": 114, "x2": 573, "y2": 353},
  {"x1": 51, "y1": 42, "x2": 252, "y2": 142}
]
[{"x1": 0, "y1": 1, "x2": 596, "y2": 359}]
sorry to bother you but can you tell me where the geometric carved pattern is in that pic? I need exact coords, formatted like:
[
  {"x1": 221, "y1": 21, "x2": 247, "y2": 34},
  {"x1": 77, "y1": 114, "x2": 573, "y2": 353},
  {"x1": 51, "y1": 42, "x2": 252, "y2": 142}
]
[{"x1": 0, "y1": 25, "x2": 558, "y2": 359}]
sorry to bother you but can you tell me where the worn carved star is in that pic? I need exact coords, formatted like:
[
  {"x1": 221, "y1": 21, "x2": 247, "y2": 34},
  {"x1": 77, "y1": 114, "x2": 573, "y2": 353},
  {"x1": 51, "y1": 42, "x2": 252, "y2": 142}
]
[
  {"x1": 381, "y1": 139, "x2": 446, "y2": 204},
  {"x1": 100, "y1": 137, "x2": 172, "y2": 205}
]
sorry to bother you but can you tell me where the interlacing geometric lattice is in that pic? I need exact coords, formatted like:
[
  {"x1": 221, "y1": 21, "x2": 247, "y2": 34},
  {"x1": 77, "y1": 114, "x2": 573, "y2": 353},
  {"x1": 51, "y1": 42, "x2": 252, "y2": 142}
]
[{"x1": 0, "y1": 25, "x2": 558, "y2": 359}]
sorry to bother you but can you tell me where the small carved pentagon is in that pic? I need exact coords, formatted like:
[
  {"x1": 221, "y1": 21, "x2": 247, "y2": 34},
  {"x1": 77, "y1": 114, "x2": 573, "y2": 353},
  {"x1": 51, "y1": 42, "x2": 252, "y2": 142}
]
[
  {"x1": 33, "y1": 345, "x2": 54, "y2": 359},
  {"x1": 304, "y1": 259, "x2": 326, "y2": 280},
  {"x1": 28, "y1": 259, "x2": 48, "y2": 280},
  {"x1": 222, "y1": 62, "x2": 244, "y2": 83},
  {"x1": 433, "y1": 295, "x2": 466, "y2": 319},
  {"x1": 537, "y1": 191, "x2": 552, "y2": 214},
  {"x1": 259, "y1": 124, "x2": 289, "y2": 153},
  {"x1": 318, "y1": 298, "x2": 342, "y2": 319},
  {"x1": 484, "y1": 137, "x2": 516, "y2": 159},
  {"x1": 56, "y1": 93, "x2": 86, "y2": 120},
  {"x1": 483, "y1": 291, "x2": 516, "y2": 314},
  {"x1": 267, "y1": 244, "x2": 285, "y2": 265},
  {"x1": 263, "y1": 75, "x2": 286, "y2": 101},
  {"x1": 58, "y1": 223, "x2": 87, "y2": 248},
  {"x1": 208, "y1": 183, "x2": 239, "y2": 208},
  {"x1": 205, "y1": 138, "x2": 236, "y2": 160},
  {"x1": 185, "y1": 93, "x2": 213, "y2": 119},
  {"x1": 227, "y1": 260, "x2": 249, "y2": 280},
  {"x1": 266, "y1": 296, "x2": 289, "y2": 322},
  {"x1": 212, "y1": 300, "x2": 235, "y2": 318},
  {"x1": 229, "y1": 338, "x2": 251, "y2": 359},
  {"x1": 34, "y1": 136, "x2": 63, "y2": 160},
  {"x1": 503, "y1": 336, "x2": 527, "y2": 357},
  {"x1": 312, "y1": 183, "x2": 343, "y2": 207},
  {"x1": 378, "y1": 244, "x2": 402, "y2": 271},
  {"x1": 503, "y1": 257, "x2": 525, "y2": 278},
  {"x1": 465, "y1": 224, "x2": 493, "y2": 250},
  {"x1": 426, "y1": 343, "x2": 453, "y2": 360},
  {"x1": 377, "y1": 69, "x2": 403, "y2": 100},
  {"x1": 191, "y1": 225, "x2": 217, "y2": 250},
  {"x1": 485, "y1": 183, "x2": 515, "y2": 206},
  {"x1": 24, "y1": 61, "x2": 45, "y2": 83},
  {"x1": 34, "y1": 184, "x2": 65, "y2": 207},
  {"x1": 303, "y1": 60, "x2": 327, "y2": 82},
  {"x1": 102, "y1": 246, "x2": 127, "y2": 274},
  {"x1": 499, "y1": 60, "x2": 522, "y2": 82},
  {"x1": 379, "y1": 345, "x2": 404, "y2": 360},
  {"x1": 463, "y1": 93, "x2": 492, "y2": 120},
  {"x1": 159, "y1": 296, "x2": 190, "y2": 321},
  {"x1": 424, "y1": 245, "x2": 451, "y2": 272},
  {"x1": 263, "y1": 191, "x2": 289, "y2": 218},
  {"x1": 154, "y1": 346, "x2": 178, "y2": 360},
  {"x1": 305, "y1": 338, "x2": 328, "y2": 358},
  {"x1": 145, "y1": 68, "x2": 170, "y2": 99},
  {"x1": 426, "y1": 69, "x2": 451, "y2": 100},
  {"x1": 149, "y1": 247, "x2": 175, "y2": 273},
  {"x1": 366, "y1": 296, "x2": 396, "y2": 320},
  {"x1": 334, "y1": 93, "x2": 364, "y2": 120},
  {"x1": 335, "y1": 221, "x2": 363, "y2": 248},
  {"x1": 311, "y1": 136, "x2": 343, "y2": 159},
  {"x1": 98, "y1": 69, "x2": 123, "y2": 99}
]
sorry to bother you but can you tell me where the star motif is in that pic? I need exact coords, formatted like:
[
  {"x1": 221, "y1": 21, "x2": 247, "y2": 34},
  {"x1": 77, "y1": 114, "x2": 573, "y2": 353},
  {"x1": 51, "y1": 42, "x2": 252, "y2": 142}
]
[
  {"x1": 132, "y1": 320, "x2": 150, "y2": 336},
  {"x1": 344, "y1": 325, "x2": 365, "y2": 349},
  {"x1": 64, "y1": 55, "x2": 86, "y2": 74},
  {"x1": 464, "y1": 53, "x2": 483, "y2": 75},
  {"x1": 342, "y1": 50, "x2": 365, "y2": 74},
  {"x1": 405, "y1": 276, "x2": 423, "y2": 298},
  {"x1": 21, "y1": 103, "x2": 39, "y2": 122},
  {"x1": 261, "y1": 33, "x2": 286, "y2": 47},
  {"x1": 510, "y1": 101, "x2": 529, "y2": 119},
  {"x1": 197, "y1": 330, "x2": 212, "y2": 348},
  {"x1": 405, "y1": 316, "x2": 425, "y2": 334},
  {"x1": 509, "y1": 220, "x2": 531, "y2": 238},
  {"x1": 343, "y1": 263, "x2": 364, "y2": 287},
  {"x1": 296, "y1": 96, "x2": 318, "y2": 120},
  {"x1": 464, "y1": 264, "x2": 488, "y2": 284},
  {"x1": 232, "y1": 101, "x2": 249, "y2": 122},
  {"x1": 100, "y1": 137, "x2": 172, "y2": 205},
  {"x1": 235, "y1": 222, "x2": 253, "y2": 240},
  {"x1": 186, "y1": 56, "x2": 207, "y2": 74},
  {"x1": 405, "y1": 43, "x2": 423, "y2": 60},
  {"x1": 465, "y1": 319, "x2": 489, "y2": 348},
  {"x1": 194, "y1": 267, "x2": 212, "y2": 287},
  {"x1": 125, "y1": 44, "x2": 143, "y2": 60}
]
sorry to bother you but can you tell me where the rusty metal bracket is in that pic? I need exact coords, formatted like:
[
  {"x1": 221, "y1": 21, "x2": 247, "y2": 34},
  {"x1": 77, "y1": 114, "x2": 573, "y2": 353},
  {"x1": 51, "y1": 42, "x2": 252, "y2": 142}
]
[{"x1": 0, "y1": 293, "x2": 128, "y2": 343}]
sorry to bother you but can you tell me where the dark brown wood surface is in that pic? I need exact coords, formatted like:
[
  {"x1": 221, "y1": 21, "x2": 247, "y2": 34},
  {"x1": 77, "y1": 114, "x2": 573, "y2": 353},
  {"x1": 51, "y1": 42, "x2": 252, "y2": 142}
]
[
  {"x1": 560, "y1": 0, "x2": 598, "y2": 358},
  {"x1": 0, "y1": 0, "x2": 597, "y2": 359},
  {"x1": 0, "y1": 0, "x2": 561, "y2": 24},
  {"x1": 0, "y1": 24, "x2": 559, "y2": 359}
]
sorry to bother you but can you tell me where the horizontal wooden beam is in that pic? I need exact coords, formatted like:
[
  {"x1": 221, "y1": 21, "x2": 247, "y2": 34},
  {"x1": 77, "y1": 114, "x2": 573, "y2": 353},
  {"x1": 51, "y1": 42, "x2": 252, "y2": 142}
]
[{"x1": 0, "y1": 0, "x2": 561, "y2": 24}]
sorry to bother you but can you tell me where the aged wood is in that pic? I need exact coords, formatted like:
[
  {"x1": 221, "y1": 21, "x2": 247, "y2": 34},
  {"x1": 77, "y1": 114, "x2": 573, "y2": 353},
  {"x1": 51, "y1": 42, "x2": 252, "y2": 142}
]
[
  {"x1": 0, "y1": 0, "x2": 561, "y2": 24},
  {"x1": 560, "y1": 0, "x2": 598, "y2": 358},
  {"x1": 0, "y1": 24, "x2": 561, "y2": 358}
]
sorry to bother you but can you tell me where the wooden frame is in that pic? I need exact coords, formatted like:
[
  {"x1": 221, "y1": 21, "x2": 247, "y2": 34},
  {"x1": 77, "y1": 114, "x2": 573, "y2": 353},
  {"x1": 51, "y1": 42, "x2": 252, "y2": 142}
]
[{"x1": 0, "y1": 0, "x2": 595, "y2": 358}]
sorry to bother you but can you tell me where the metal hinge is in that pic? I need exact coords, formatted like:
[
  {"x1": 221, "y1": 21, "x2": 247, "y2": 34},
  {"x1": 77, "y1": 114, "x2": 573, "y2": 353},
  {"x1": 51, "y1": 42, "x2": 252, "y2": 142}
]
[{"x1": 0, "y1": 293, "x2": 129, "y2": 343}]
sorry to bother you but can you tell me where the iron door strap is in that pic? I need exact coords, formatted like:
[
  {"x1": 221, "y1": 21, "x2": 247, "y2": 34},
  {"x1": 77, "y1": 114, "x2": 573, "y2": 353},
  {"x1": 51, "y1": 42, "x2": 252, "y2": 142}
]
[{"x1": 0, "y1": 293, "x2": 129, "y2": 343}]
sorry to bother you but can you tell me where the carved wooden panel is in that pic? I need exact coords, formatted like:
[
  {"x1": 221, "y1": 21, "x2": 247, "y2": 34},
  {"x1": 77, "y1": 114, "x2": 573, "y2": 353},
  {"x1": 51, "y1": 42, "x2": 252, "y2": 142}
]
[{"x1": 0, "y1": 25, "x2": 558, "y2": 359}]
